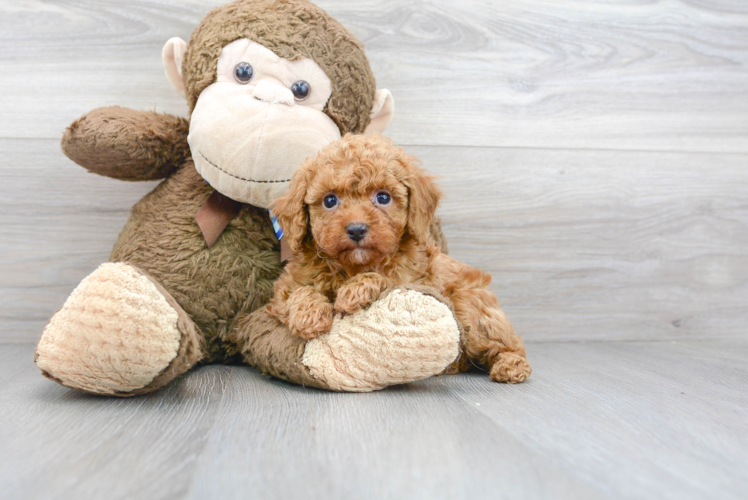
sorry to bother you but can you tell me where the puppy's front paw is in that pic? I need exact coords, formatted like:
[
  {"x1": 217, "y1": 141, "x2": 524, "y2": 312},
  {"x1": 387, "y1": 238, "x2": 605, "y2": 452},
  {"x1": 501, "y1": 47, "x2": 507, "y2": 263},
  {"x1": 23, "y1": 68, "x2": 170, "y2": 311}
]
[
  {"x1": 334, "y1": 276, "x2": 386, "y2": 314},
  {"x1": 334, "y1": 287, "x2": 372, "y2": 314},
  {"x1": 288, "y1": 302, "x2": 334, "y2": 340}
]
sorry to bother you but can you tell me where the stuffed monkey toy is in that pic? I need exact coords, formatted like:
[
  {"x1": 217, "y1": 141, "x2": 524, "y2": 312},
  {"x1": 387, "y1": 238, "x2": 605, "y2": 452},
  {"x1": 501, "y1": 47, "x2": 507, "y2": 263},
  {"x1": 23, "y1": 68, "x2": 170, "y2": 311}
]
[{"x1": 34, "y1": 0, "x2": 462, "y2": 395}]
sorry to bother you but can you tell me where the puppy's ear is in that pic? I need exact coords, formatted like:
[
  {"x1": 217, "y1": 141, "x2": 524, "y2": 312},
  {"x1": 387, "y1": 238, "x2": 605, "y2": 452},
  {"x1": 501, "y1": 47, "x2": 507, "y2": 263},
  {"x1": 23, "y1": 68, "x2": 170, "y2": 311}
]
[
  {"x1": 401, "y1": 156, "x2": 442, "y2": 244},
  {"x1": 271, "y1": 168, "x2": 309, "y2": 255}
]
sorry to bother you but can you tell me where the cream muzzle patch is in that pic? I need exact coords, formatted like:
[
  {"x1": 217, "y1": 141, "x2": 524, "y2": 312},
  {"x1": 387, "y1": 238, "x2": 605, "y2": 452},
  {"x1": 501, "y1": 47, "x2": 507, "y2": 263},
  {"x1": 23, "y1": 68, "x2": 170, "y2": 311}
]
[{"x1": 189, "y1": 39, "x2": 341, "y2": 208}]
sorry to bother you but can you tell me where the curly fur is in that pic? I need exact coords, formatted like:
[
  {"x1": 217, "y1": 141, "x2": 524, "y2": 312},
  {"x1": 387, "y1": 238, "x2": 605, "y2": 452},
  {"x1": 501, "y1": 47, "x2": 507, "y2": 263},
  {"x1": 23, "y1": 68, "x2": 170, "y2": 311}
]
[
  {"x1": 268, "y1": 134, "x2": 532, "y2": 383},
  {"x1": 110, "y1": 164, "x2": 282, "y2": 362}
]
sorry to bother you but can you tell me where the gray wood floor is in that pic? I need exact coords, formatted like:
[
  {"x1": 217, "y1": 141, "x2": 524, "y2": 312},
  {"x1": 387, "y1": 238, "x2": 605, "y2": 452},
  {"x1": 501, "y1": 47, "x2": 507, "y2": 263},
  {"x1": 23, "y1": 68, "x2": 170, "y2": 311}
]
[
  {"x1": 1, "y1": 1, "x2": 747, "y2": 499},
  {"x1": 2, "y1": 341, "x2": 747, "y2": 500}
]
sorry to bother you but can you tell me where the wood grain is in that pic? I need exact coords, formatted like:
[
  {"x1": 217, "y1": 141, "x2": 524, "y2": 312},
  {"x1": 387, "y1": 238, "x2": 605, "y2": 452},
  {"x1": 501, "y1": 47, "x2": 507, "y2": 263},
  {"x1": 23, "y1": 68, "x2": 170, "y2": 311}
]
[
  {"x1": 444, "y1": 339, "x2": 748, "y2": 500},
  {"x1": 0, "y1": 138, "x2": 159, "y2": 341},
  {"x1": 0, "y1": 0, "x2": 746, "y2": 151},
  {"x1": 1, "y1": 342, "x2": 746, "y2": 500},
  {"x1": 417, "y1": 145, "x2": 748, "y2": 342},
  {"x1": 2, "y1": 0, "x2": 746, "y2": 342}
]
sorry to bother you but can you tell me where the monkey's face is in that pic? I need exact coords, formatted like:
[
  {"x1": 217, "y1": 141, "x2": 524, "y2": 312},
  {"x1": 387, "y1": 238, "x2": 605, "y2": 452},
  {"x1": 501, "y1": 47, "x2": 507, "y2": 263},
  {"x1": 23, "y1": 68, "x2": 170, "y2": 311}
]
[
  {"x1": 188, "y1": 39, "x2": 341, "y2": 207},
  {"x1": 162, "y1": 0, "x2": 395, "y2": 209}
]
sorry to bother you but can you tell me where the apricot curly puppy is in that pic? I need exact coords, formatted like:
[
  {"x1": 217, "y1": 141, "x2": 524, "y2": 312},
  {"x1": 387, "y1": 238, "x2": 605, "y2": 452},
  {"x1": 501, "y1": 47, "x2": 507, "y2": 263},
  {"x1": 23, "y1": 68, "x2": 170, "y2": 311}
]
[{"x1": 268, "y1": 134, "x2": 531, "y2": 383}]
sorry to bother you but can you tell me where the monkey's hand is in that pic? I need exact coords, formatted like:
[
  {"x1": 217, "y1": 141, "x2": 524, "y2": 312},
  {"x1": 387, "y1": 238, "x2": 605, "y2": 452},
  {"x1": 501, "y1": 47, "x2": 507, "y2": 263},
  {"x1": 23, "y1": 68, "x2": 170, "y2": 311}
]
[
  {"x1": 61, "y1": 106, "x2": 190, "y2": 181},
  {"x1": 231, "y1": 285, "x2": 461, "y2": 392},
  {"x1": 334, "y1": 273, "x2": 388, "y2": 315}
]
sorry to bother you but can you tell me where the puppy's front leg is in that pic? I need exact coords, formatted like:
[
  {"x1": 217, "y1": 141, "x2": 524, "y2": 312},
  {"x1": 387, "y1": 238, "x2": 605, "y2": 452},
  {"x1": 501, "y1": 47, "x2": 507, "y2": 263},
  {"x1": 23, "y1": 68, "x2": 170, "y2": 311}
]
[
  {"x1": 284, "y1": 286, "x2": 335, "y2": 339},
  {"x1": 334, "y1": 273, "x2": 389, "y2": 315}
]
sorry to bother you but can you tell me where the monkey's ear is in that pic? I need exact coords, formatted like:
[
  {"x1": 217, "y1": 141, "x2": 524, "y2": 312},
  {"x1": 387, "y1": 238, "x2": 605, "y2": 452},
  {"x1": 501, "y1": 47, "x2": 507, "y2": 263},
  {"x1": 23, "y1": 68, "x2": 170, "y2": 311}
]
[
  {"x1": 162, "y1": 37, "x2": 188, "y2": 99},
  {"x1": 365, "y1": 89, "x2": 395, "y2": 134},
  {"x1": 271, "y1": 171, "x2": 309, "y2": 255}
]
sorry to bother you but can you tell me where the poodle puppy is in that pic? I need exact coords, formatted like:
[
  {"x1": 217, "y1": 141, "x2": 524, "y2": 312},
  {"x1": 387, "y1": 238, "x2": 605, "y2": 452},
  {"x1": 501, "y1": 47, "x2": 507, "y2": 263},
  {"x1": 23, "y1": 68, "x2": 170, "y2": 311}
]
[{"x1": 268, "y1": 134, "x2": 531, "y2": 383}]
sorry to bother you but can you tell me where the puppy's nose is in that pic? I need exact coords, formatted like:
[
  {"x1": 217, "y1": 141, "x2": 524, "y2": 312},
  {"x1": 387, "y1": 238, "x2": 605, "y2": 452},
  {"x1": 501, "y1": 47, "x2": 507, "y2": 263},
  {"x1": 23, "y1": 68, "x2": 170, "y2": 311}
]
[{"x1": 346, "y1": 223, "x2": 368, "y2": 242}]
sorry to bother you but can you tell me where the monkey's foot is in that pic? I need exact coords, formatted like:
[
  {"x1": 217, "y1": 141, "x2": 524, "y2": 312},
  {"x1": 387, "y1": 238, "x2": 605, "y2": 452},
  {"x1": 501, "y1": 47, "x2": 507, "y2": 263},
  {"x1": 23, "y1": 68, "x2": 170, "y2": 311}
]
[
  {"x1": 301, "y1": 287, "x2": 461, "y2": 392},
  {"x1": 489, "y1": 352, "x2": 532, "y2": 384},
  {"x1": 35, "y1": 263, "x2": 203, "y2": 396}
]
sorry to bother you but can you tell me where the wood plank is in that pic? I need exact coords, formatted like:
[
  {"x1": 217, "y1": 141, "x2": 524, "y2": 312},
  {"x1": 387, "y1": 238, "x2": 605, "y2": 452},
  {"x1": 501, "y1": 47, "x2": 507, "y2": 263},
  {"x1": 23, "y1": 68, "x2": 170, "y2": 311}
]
[
  {"x1": 0, "y1": 138, "x2": 159, "y2": 341},
  {"x1": 184, "y1": 359, "x2": 603, "y2": 500},
  {"x1": 0, "y1": 344, "x2": 227, "y2": 500},
  {"x1": 0, "y1": 343, "x2": 605, "y2": 500},
  {"x1": 2, "y1": 138, "x2": 745, "y2": 342},
  {"x1": 0, "y1": 0, "x2": 746, "y2": 152},
  {"x1": 1, "y1": 341, "x2": 746, "y2": 499},
  {"x1": 415, "y1": 145, "x2": 748, "y2": 342},
  {"x1": 443, "y1": 340, "x2": 748, "y2": 500}
]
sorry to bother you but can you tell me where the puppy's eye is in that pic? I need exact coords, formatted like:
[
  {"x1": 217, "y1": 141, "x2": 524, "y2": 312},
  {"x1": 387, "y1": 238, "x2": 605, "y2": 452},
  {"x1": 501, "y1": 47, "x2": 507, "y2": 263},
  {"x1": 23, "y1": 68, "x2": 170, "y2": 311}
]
[
  {"x1": 234, "y1": 62, "x2": 254, "y2": 84},
  {"x1": 291, "y1": 80, "x2": 311, "y2": 101},
  {"x1": 323, "y1": 194, "x2": 338, "y2": 209},
  {"x1": 374, "y1": 192, "x2": 392, "y2": 205}
]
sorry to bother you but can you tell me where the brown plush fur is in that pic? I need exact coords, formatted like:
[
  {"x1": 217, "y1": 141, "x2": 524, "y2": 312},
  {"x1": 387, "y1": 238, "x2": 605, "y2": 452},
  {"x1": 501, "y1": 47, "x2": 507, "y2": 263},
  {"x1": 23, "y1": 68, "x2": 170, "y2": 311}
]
[
  {"x1": 58, "y1": 0, "x2": 383, "y2": 364},
  {"x1": 110, "y1": 164, "x2": 282, "y2": 363},
  {"x1": 50, "y1": 0, "x2": 453, "y2": 393},
  {"x1": 269, "y1": 135, "x2": 532, "y2": 383},
  {"x1": 60, "y1": 112, "x2": 451, "y2": 369},
  {"x1": 183, "y1": 0, "x2": 376, "y2": 134},
  {"x1": 228, "y1": 305, "x2": 329, "y2": 389},
  {"x1": 62, "y1": 106, "x2": 190, "y2": 181}
]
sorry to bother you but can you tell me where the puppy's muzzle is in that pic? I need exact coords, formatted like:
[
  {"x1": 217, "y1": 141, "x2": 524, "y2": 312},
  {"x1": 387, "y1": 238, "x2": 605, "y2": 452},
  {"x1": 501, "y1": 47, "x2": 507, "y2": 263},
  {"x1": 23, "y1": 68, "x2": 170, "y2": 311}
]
[{"x1": 346, "y1": 223, "x2": 368, "y2": 242}]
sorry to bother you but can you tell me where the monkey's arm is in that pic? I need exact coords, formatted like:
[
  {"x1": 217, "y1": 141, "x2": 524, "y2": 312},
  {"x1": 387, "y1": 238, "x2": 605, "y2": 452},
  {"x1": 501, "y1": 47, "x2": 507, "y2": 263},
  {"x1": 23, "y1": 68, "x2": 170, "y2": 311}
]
[
  {"x1": 229, "y1": 285, "x2": 462, "y2": 392},
  {"x1": 61, "y1": 106, "x2": 191, "y2": 181}
]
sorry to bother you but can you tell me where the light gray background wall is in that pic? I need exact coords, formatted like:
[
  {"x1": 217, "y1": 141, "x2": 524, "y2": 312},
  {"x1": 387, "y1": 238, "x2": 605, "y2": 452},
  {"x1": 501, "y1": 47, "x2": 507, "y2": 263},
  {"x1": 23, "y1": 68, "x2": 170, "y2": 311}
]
[{"x1": 2, "y1": 0, "x2": 746, "y2": 344}]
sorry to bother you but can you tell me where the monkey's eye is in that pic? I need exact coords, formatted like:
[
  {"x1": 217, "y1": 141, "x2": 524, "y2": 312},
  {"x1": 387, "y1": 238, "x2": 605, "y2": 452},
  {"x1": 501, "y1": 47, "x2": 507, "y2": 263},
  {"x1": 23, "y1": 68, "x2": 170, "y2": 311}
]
[
  {"x1": 234, "y1": 62, "x2": 254, "y2": 84},
  {"x1": 374, "y1": 191, "x2": 392, "y2": 206},
  {"x1": 291, "y1": 80, "x2": 311, "y2": 101},
  {"x1": 323, "y1": 194, "x2": 338, "y2": 209}
]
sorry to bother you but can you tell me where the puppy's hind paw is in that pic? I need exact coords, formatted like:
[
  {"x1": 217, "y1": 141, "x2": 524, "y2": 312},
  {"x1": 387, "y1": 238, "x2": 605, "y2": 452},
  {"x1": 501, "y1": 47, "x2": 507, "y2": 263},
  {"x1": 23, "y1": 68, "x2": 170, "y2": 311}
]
[{"x1": 490, "y1": 353, "x2": 532, "y2": 384}]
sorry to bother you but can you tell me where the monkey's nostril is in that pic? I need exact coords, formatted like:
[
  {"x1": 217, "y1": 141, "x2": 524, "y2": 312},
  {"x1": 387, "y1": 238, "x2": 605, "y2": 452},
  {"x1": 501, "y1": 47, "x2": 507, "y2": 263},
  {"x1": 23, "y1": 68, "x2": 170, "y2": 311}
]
[
  {"x1": 346, "y1": 223, "x2": 368, "y2": 242},
  {"x1": 251, "y1": 80, "x2": 294, "y2": 105}
]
